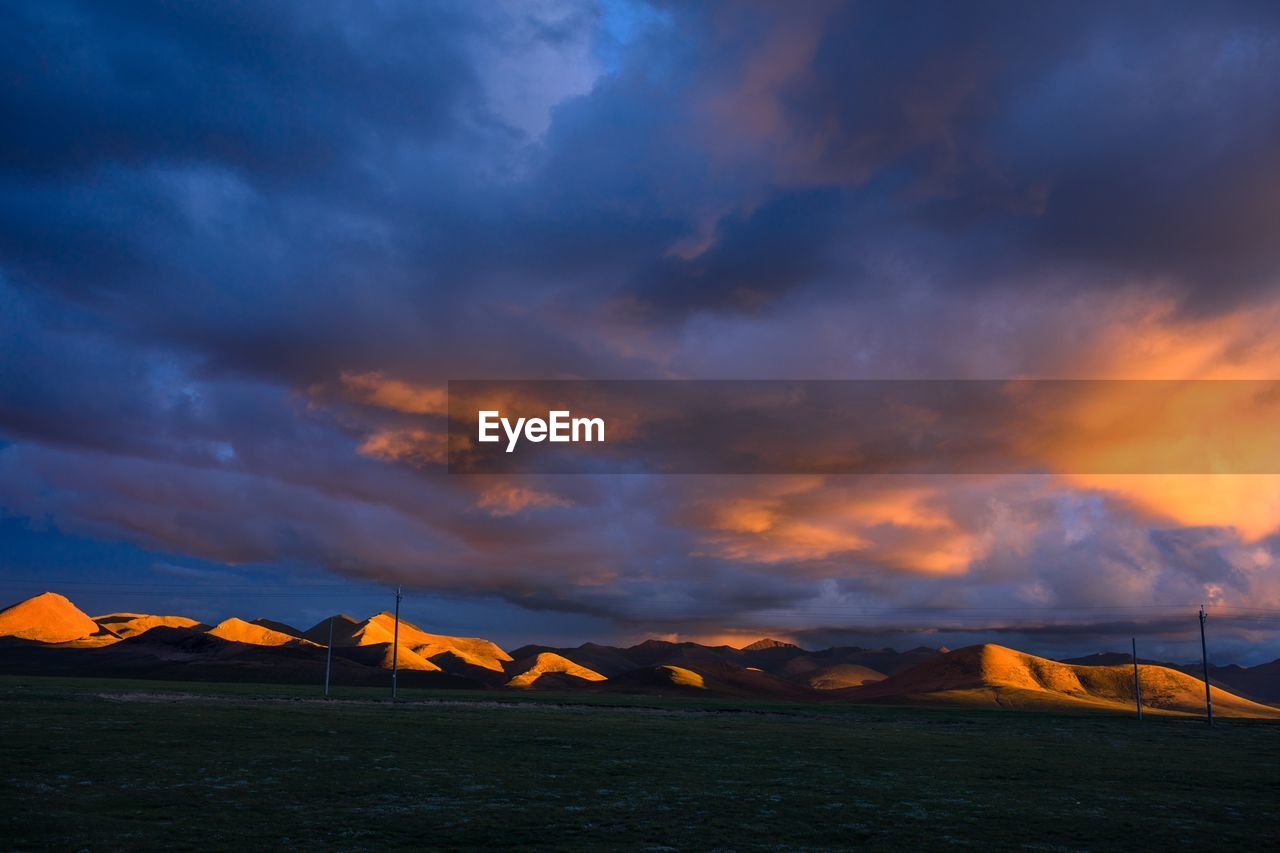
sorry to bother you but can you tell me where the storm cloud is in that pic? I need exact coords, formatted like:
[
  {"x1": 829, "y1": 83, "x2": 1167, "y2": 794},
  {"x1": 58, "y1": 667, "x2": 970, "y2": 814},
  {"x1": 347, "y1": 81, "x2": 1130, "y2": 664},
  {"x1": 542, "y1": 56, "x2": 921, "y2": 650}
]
[{"x1": 2, "y1": 0, "x2": 1280, "y2": 658}]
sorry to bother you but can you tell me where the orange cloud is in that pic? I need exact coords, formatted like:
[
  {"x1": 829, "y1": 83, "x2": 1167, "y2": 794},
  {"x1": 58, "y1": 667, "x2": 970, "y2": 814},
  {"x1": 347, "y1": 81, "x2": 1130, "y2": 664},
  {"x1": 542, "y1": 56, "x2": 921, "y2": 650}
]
[
  {"x1": 311, "y1": 371, "x2": 450, "y2": 469},
  {"x1": 691, "y1": 477, "x2": 982, "y2": 574},
  {"x1": 1027, "y1": 293, "x2": 1280, "y2": 540},
  {"x1": 476, "y1": 482, "x2": 572, "y2": 517},
  {"x1": 339, "y1": 370, "x2": 448, "y2": 415},
  {"x1": 357, "y1": 428, "x2": 446, "y2": 467},
  {"x1": 1066, "y1": 474, "x2": 1280, "y2": 542},
  {"x1": 1066, "y1": 292, "x2": 1280, "y2": 380}
]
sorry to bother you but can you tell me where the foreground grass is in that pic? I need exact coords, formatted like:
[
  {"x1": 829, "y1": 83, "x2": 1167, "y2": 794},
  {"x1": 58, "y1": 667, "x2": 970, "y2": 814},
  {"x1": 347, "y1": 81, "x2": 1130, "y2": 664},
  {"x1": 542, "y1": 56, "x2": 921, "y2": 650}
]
[{"x1": 1, "y1": 677, "x2": 1277, "y2": 850}]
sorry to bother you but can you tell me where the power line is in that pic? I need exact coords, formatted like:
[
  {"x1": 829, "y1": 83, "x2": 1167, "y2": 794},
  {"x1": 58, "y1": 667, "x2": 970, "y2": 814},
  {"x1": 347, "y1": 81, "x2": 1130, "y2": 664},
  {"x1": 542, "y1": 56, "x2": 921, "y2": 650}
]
[{"x1": 4, "y1": 579, "x2": 1279, "y2": 613}]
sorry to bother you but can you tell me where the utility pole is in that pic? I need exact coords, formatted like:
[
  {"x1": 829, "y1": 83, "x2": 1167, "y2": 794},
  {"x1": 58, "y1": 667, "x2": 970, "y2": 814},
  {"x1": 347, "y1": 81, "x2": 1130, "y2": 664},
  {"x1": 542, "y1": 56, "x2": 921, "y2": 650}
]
[
  {"x1": 391, "y1": 585, "x2": 402, "y2": 701},
  {"x1": 324, "y1": 615, "x2": 334, "y2": 699},
  {"x1": 1131, "y1": 637, "x2": 1142, "y2": 721},
  {"x1": 1199, "y1": 605, "x2": 1213, "y2": 726}
]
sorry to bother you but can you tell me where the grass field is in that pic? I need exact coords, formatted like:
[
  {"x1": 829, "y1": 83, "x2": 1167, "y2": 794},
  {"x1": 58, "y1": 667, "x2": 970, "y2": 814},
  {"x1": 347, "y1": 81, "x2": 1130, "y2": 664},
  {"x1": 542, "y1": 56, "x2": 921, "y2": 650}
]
[{"x1": 2, "y1": 676, "x2": 1278, "y2": 850}]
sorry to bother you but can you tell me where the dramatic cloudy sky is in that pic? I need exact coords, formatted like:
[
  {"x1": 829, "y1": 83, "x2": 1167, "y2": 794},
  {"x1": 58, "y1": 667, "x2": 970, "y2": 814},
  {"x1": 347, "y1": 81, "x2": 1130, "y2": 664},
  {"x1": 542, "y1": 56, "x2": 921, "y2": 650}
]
[{"x1": 3, "y1": 0, "x2": 1280, "y2": 661}]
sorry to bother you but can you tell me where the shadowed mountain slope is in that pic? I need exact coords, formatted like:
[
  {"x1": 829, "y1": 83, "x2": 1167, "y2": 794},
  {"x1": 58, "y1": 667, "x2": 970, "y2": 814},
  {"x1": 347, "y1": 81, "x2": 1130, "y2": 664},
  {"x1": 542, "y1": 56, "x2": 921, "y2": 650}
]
[
  {"x1": 1203, "y1": 660, "x2": 1280, "y2": 703},
  {"x1": 1060, "y1": 651, "x2": 1178, "y2": 668},
  {"x1": 302, "y1": 615, "x2": 360, "y2": 644},
  {"x1": 602, "y1": 659, "x2": 818, "y2": 700},
  {"x1": 94, "y1": 613, "x2": 207, "y2": 639},
  {"x1": 249, "y1": 618, "x2": 305, "y2": 638},
  {"x1": 334, "y1": 642, "x2": 442, "y2": 672},
  {"x1": 809, "y1": 646, "x2": 944, "y2": 676},
  {"x1": 802, "y1": 663, "x2": 887, "y2": 690},
  {"x1": 512, "y1": 639, "x2": 940, "y2": 683},
  {"x1": 508, "y1": 642, "x2": 639, "y2": 677},
  {"x1": 602, "y1": 665, "x2": 708, "y2": 693}
]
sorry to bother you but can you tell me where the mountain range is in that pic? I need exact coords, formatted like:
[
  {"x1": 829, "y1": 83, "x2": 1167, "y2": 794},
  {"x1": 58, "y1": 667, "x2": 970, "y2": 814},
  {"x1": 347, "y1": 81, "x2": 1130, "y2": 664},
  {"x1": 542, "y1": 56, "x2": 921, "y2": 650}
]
[{"x1": 2, "y1": 592, "x2": 1278, "y2": 716}]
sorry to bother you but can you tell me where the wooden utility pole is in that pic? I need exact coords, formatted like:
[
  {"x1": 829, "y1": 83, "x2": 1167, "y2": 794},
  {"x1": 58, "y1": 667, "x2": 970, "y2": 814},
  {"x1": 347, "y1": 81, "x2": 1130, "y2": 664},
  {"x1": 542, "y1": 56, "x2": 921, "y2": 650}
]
[
  {"x1": 1199, "y1": 605, "x2": 1212, "y2": 726},
  {"x1": 324, "y1": 615, "x2": 334, "y2": 699},
  {"x1": 1131, "y1": 637, "x2": 1142, "y2": 720},
  {"x1": 391, "y1": 585, "x2": 402, "y2": 701}
]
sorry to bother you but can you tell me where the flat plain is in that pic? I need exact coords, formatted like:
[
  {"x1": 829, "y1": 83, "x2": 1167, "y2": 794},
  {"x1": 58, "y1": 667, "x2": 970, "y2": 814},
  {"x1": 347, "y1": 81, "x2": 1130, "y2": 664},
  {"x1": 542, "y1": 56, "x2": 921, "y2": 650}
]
[{"x1": 2, "y1": 676, "x2": 1278, "y2": 850}]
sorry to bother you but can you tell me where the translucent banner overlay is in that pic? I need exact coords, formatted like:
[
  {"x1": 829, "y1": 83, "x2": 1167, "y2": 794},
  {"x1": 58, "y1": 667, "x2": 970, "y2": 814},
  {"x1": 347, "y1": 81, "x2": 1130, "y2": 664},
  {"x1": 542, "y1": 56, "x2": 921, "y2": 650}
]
[{"x1": 447, "y1": 380, "x2": 1280, "y2": 474}]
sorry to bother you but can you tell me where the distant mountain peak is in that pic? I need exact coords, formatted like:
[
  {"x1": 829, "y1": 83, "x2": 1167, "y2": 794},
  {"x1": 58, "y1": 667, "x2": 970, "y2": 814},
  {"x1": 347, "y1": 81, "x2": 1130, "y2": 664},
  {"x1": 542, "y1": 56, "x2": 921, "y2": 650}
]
[
  {"x1": 741, "y1": 637, "x2": 798, "y2": 651},
  {"x1": 505, "y1": 652, "x2": 606, "y2": 688},
  {"x1": 0, "y1": 591, "x2": 100, "y2": 643},
  {"x1": 208, "y1": 617, "x2": 315, "y2": 648}
]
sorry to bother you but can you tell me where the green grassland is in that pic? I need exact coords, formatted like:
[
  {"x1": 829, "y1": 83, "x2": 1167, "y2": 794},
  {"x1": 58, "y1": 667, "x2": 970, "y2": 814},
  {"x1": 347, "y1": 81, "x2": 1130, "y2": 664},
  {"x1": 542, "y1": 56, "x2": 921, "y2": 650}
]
[{"x1": 1, "y1": 676, "x2": 1278, "y2": 850}]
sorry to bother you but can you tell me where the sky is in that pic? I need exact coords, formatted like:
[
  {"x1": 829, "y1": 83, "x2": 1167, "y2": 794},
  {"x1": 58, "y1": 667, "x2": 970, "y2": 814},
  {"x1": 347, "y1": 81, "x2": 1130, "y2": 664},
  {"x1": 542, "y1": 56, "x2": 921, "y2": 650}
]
[{"x1": 3, "y1": 0, "x2": 1280, "y2": 662}]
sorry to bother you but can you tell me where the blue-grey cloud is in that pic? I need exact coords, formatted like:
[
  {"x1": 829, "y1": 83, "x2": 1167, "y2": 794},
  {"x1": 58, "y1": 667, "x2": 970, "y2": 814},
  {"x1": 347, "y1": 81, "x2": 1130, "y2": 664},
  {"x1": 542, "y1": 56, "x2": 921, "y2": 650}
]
[{"x1": 2, "y1": 1, "x2": 1280, "y2": 654}]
